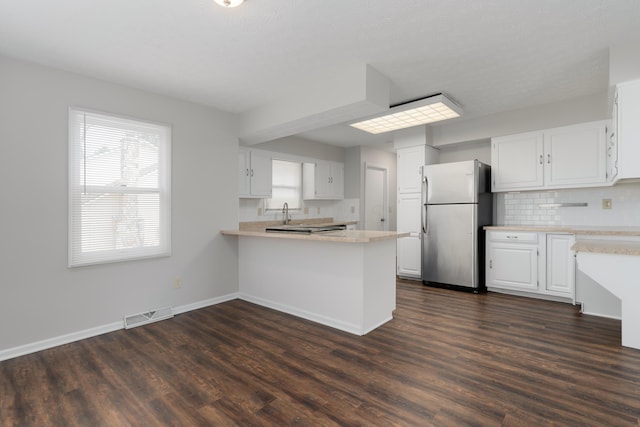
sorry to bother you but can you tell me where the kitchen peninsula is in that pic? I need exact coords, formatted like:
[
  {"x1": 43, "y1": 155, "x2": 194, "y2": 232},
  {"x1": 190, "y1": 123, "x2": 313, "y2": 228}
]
[{"x1": 222, "y1": 221, "x2": 408, "y2": 335}]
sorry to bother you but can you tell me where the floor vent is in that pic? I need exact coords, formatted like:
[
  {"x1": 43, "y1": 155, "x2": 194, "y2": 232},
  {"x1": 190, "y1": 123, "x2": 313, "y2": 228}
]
[{"x1": 124, "y1": 306, "x2": 174, "y2": 329}]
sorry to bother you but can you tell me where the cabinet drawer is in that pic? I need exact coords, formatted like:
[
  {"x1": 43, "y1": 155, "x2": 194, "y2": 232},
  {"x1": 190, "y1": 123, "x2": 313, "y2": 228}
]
[{"x1": 488, "y1": 231, "x2": 538, "y2": 243}]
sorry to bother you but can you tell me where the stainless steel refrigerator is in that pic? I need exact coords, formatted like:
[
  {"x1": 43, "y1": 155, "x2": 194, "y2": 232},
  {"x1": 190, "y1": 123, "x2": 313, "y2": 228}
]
[{"x1": 422, "y1": 160, "x2": 492, "y2": 291}]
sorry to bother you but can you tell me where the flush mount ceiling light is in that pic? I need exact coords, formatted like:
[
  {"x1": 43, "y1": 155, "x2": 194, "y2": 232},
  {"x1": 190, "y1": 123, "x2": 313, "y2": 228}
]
[
  {"x1": 349, "y1": 93, "x2": 462, "y2": 134},
  {"x1": 214, "y1": 0, "x2": 244, "y2": 7}
]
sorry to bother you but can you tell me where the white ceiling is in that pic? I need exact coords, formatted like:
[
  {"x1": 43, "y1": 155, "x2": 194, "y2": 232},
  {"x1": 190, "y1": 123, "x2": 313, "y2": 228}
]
[{"x1": 1, "y1": 0, "x2": 639, "y2": 147}]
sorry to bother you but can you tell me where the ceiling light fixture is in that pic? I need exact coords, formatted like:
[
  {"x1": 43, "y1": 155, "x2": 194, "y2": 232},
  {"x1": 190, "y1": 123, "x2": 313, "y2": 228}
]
[
  {"x1": 349, "y1": 93, "x2": 462, "y2": 134},
  {"x1": 214, "y1": 0, "x2": 244, "y2": 7}
]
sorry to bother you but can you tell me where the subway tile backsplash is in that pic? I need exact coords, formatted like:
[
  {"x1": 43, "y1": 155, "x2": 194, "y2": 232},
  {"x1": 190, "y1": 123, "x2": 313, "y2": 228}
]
[{"x1": 499, "y1": 182, "x2": 640, "y2": 226}]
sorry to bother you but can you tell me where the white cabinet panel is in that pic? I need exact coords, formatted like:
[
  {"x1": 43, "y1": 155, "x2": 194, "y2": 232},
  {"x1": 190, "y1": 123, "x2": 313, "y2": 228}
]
[
  {"x1": 239, "y1": 148, "x2": 272, "y2": 198},
  {"x1": 615, "y1": 79, "x2": 640, "y2": 181},
  {"x1": 397, "y1": 145, "x2": 425, "y2": 193},
  {"x1": 491, "y1": 121, "x2": 608, "y2": 192},
  {"x1": 238, "y1": 149, "x2": 250, "y2": 196},
  {"x1": 303, "y1": 161, "x2": 344, "y2": 200},
  {"x1": 397, "y1": 236, "x2": 421, "y2": 278},
  {"x1": 486, "y1": 231, "x2": 575, "y2": 301},
  {"x1": 397, "y1": 194, "x2": 422, "y2": 279},
  {"x1": 492, "y1": 132, "x2": 543, "y2": 191},
  {"x1": 487, "y1": 242, "x2": 538, "y2": 291},
  {"x1": 395, "y1": 145, "x2": 438, "y2": 280},
  {"x1": 397, "y1": 193, "x2": 421, "y2": 233},
  {"x1": 544, "y1": 122, "x2": 606, "y2": 187},
  {"x1": 545, "y1": 234, "x2": 575, "y2": 297}
]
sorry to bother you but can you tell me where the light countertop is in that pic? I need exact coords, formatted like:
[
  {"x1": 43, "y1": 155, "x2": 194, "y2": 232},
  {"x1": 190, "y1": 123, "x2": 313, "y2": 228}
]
[
  {"x1": 485, "y1": 225, "x2": 640, "y2": 256},
  {"x1": 484, "y1": 225, "x2": 640, "y2": 236},
  {"x1": 572, "y1": 240, "x2": 640, "y2": 256},
  {"x1": 221, "y1": 229, "x2": 409, "y2": 243}
]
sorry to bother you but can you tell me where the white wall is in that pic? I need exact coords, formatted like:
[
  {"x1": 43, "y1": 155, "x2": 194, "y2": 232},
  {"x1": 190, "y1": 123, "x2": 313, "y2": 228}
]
[
  {"x1": 438, "y1": 140, "x2": 491, "y2": 165},
  {"x1": 344, "y1": 146, "x2": 361, "y2": 199},
  {"x1": 610, "y1": 39, "x2": 640, "y2": 85},
  {"x1": 250, "y1": 135, "x2": 345, "y2": 163},
  {"x1": 0, "y1": 55, "x2": 239, "y2": 356},
  {"x1": 431, "y1": 91, "x2": 609, "y2": 146}
]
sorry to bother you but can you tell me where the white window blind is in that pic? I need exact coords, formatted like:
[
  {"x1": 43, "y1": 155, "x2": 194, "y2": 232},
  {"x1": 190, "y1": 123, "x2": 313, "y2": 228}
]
[
  {"x1": 68, "y1": 108, "x2": 171, "y2": 267},
  {"x1": 266, "y1": 159, "x2": 302, "y2": 210}
]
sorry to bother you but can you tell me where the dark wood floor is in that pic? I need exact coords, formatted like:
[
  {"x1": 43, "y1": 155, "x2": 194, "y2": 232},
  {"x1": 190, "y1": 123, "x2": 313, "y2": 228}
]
[{"x1": 2, "y1": 279, "x2": 640, "y2": 426}]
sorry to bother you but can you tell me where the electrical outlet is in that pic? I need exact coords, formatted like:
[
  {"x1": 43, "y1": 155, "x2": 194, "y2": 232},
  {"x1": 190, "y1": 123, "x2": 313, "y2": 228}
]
[
  {"x1": 350, "y1": 206, "x2": 355, "y2": 214},
  {"x1": 304, "y1": 207, "x2": 309, "y2": 214},
  {"x1": 317, "y1": 207, "x2": 321, "y2": 215},
  {"x1": 602, "y1": 198, "x2": 612, "y2": 209},
  {"x1": 258, "y1": 207, "x2": 263, "y2": 216},
  {"x1": 174, "y1": 278, "x2": 183, "y2": 289}
]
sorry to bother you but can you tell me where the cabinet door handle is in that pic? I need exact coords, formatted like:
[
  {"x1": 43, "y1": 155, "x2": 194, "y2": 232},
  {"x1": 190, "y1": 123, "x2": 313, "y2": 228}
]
[
  {"x1": 547, "y1": 154, "x2": 551, "y2": 164},
  {"x1": 489, "y1": 259, "x2": 493, "y2": 269},
  {"x1": 250, "y1": 169, "x2": 254, "y2": 177},
  {"x1": 245, "y1": 168, "x2": 249, "y2": 176},
  {"x1": 539, "y1": 154, "x2": 543, "y2": 165},
  {"x1": 506, "y1": 235, "x2": 518, "y2": 239}
]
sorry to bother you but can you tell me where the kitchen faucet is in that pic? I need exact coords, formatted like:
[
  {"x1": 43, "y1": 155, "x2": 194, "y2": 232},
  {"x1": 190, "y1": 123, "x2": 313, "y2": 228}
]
[{"x1": 282, "y1": 202, "x2": 290, "y2": 224}]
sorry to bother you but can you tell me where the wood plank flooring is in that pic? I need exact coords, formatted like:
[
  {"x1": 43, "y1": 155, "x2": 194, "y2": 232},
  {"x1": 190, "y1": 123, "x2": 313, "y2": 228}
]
[{"x1": 2, "y1": 279, "x2": 640, "y2": 426}]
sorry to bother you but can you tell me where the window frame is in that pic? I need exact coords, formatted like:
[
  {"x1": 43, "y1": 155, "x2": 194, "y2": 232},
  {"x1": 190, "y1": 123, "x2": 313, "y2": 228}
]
[{"x1": 68, "y1": 107, "x2": 171, "y2": 267}]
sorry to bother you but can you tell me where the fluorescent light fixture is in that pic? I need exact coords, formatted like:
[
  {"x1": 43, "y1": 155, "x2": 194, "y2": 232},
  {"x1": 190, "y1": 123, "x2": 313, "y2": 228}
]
[
  {"x1": 349, "y1": 94, "x2": 462, "y2": 134},
  {"x1": 214, "y1": 0, "x2": 244, "y2": 7}
]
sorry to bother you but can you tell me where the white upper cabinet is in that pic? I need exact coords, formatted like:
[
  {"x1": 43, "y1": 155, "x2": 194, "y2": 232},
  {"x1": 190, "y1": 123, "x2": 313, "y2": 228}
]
[
  {"x1": 543, "y1": 121, "x2": 607, "y2": 187},
  {"x1": 238, "y1": 148, "x2": 272, "y2": 198},
  {"x1": 492, "y1": 131, "x2": 544, "y2": 191},
  {"x1": 613, "y1": 79, "x2": 640, "y2": 182},
  {"x1": 397, "y1": 145, "x2": 439, "y2": 193},
  {"x1": 491, "y1": 120, "x2": 608, "y2": 192},
  {"x1": 303, "y1": 161, "x2": 344, "y2": 200},
  {"x1": 397, "y1": 145, "x2": 425, "y2": 193}
]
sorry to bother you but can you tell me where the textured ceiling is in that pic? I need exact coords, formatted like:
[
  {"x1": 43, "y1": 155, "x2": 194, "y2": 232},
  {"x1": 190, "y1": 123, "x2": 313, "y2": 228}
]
[{"x1": 0, "y1": 0, "x2": 639, "y2": 146}]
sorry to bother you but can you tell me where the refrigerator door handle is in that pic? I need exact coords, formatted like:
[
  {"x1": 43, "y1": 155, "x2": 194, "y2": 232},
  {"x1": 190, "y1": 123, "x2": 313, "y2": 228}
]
[{"x1": 422, "y1": 174, "x2": 428, "y2": 234}]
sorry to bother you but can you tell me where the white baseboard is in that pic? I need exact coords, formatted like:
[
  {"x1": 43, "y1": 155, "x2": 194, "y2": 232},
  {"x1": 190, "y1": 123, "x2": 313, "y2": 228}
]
[
  {"x1": 580, "y1": 307, "x2": 622, "y2": 320},
  {"x1": 0, "y1": 321, "x2": 123, "y2": 362},
  {"x1": 0, "y1": 292, "x2": 239, "y2": 362},
  {"x1": 173, "y1": 292, "x2": 239, "y2": 315},
  {"x1": 238, "y1": 292, "x2": 364, "y2": 336}
]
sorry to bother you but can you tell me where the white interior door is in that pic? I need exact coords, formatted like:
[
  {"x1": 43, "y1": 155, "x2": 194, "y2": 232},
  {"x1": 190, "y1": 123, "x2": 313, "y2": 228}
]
[{"x1": 365, "y1": 165, "x2": 387, "y2": 231}]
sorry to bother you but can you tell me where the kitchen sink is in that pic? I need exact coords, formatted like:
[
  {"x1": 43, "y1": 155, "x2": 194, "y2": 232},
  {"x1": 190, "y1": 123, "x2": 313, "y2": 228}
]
[{"x1": 265, "y1": 224, "x2": 347, "y2": 234}]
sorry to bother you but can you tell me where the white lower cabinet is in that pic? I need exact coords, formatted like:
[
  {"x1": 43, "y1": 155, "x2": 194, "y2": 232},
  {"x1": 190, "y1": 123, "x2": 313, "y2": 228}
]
[
  {"x1": 397, "y1": 235, "x2": 422, "y2": 278},
  {"x1": 488, "y1": 241, "x2": 538, "y2": 291},
  {"x1": 545, "y1": 234, "x2": 576, "y2": 297},
  {"x1": 396, "y1": 192, "x2": 422, "y2": 279},
  {"x1": 486, "y1": 230, "x2": 575, "y2": 300}
]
